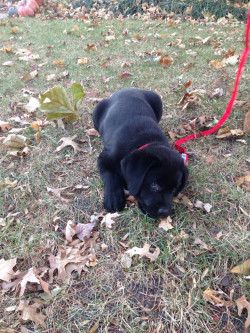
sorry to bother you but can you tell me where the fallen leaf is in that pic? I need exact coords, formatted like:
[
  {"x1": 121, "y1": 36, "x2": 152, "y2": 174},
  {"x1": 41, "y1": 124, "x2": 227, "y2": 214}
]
[
  {"x1": 126, "y1": 243, "x2": 160, "y2": 262},
  {"x1": 21, "y1": 70, "x2": 38, "y2": 83},
  {"x1": 234, "y1": 175, "x2": 250, "y2": 192},
  {"x1": 86, "y1": 128, "x2": 99, "y2": 136},
  {"x1": 24, "y1": 97, "x2": 40, "y2": 113},
  {"x1": 194, "y1": 200, "x2": 212, "y2": 212},
  {"x1": 243, "y1": 110, "x2": 250, "y2": 135},
  {"x1": 216, "y1": 127, "x2": 245, "y2": 139},
  {"x1": 159, "y1": 54, "x2": 173, "y2": 67},
  {"x1": 76, "y1": 220, "x2": 98, "y2": 241},
  {"x1": 0, "y1": 120, "x2": 11, "y2": 132},
  {"x1": 203, "y1": 288, "x2": 233, "y2": 307},
  {"x1": 101, "y1": 213, "x2": 120, "y2": 229},
  {"x1": 206, "y1": 156, "x2": 214, "y2": 164},
  {"x1": 210, "y1": 60, "x2": 223, "y2": 69},
  {"x1": 48, "y1": 244, "x2": 97, "y2": 282},
  {"x1": 65, "y1": 220, "x2": 76, "y2": 243},
  {"x1": 222, "y1": 55, "x2": 239, "y2": 66},
  {"x1": 186, "y1": 50, "x2": 197, "y2": 57},
  {"x1": 3, "y1": 134, "x2": 29, "y2": 149},
  {"x1": 53, "y1": 59, "x2": 64, "y2": 66},
  {"x1": 0, "y1": 258, "x2": 16, "y2": 282},
  {"x1": 11, "y1": 26, "x2": 18, "y2": 34},
  {"x1": 119, "y1": 71, "x2": 133, "y2": 79},
  {"x1": 173, "y1": 193, "x2": 193, "y2": 208},
  {"x1": 18, "y1": 267, "x2": 51, "y2": 298},
  {"x1": 56, "y1": 135, "x2": 81, "y2": 153},
  {"x1": 2, "y1": 61, "x2": 15, "y2": 67},
  {"x1": 209, "y1": 88, "x2": 224, "y2": 99},
  {"x1": 158, "y1": 216, "x2": 173, "y2": 231},
  {"x1": 194, "y1": 238, "x2": 209, "y2": 250},
  {"x1": 38, "y1": 85, "x2": 81, "y2": 122},
  {"x1": 17, "y1": 300, "x2": 46, "y2": 328},
  {"x1": 47, "y1": 187, "x2": 73, "y2": 203},
  {"x1": 120, "y1": 254, "x2": 132, "y2": 268},
  {"x1": 77, "y1": 58, "x2": 88, "y2": 65},
  {"x1": 236, "y1": 295, "x2": 250, "y2": 333},
  {"x1": 231, "y1": 259, "x2": 250, "y2": 275}
]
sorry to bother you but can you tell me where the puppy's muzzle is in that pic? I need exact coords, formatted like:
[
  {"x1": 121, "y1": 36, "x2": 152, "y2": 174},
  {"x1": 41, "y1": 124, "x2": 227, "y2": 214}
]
[{"x1": 157, "y1": 206, "x2": 172, "y2": 218}]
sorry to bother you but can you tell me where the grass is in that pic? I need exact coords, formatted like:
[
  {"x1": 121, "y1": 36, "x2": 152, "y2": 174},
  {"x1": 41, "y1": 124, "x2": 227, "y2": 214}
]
[{"x1": 0, "y1": 12, "x2": 249, "y2": 333}]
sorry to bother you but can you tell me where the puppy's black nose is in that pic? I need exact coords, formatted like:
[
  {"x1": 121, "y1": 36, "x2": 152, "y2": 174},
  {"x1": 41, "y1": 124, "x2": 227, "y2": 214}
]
[{"x1": 157, "y1": 207, "x2": 171, "y2": 218}]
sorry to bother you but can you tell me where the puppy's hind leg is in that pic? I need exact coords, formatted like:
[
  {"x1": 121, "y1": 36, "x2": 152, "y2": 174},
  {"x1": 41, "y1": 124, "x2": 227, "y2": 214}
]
[{"x1": 98, "y1": 151, "x2": 125, "y2": 213}]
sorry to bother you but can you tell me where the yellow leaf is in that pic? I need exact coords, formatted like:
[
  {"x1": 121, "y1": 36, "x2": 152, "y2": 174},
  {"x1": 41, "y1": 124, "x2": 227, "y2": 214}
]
[
  {"x1": 53, "y1": 59, "x2": 64, "y2": 65},
  {"x1": 231, "y1": 259, "x2": 250, "y2": 275},
  {"x1": 210, "y1": 60, "x2": 223, "y2": 69},
  {"x1": 77, "y1": 58, "x2": 88, "y2": 65},
  {"x1": 10, "y1": 27, "x2": 18, "y2": 34}
]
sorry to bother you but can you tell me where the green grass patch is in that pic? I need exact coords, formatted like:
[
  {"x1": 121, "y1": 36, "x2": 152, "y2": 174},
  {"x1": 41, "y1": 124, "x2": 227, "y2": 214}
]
[{"x1": 0, "y1": 15, "x2": 249, "y2": 333}]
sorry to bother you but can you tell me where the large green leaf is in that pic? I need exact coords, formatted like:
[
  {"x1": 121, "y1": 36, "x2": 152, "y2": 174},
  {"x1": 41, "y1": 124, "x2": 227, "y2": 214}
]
[
  {"x1": 71, "y1": 83, "x2": 85, "y2": 111},
  {"x1": 38, "y1": 86, "x2": 77, "y2": 121}
]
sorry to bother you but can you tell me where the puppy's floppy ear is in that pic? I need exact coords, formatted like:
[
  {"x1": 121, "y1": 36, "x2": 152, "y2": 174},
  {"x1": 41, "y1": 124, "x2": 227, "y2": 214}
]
[
  {"x1": 121, "y1": 151, "x2": 156, "y2": 196},
  {"x1": 174, "y1": 164, "x2": 189, "y2": 197}
]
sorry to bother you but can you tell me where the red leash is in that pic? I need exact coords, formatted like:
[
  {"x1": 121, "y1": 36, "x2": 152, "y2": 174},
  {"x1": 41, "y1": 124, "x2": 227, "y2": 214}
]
[{"x1": 175, "y1": 10, "x2": 250, "y2": 165}]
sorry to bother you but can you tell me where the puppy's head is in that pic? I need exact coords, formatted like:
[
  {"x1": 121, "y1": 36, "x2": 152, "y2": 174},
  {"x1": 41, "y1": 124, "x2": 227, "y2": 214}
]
[{"x1": 121, "y1": 145, "x2": 188, "y2": 219}]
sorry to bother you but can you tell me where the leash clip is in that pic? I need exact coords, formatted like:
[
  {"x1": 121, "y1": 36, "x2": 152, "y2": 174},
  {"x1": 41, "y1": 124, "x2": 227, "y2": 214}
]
[{"x1": 181, "y1": 153, "x2": 187, "y2": 163}]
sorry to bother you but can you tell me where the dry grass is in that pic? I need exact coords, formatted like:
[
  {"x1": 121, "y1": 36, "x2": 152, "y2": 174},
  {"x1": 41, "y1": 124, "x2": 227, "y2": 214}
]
[{"x1": 0, "y1": 13, "x2": 249, "y2": 333}]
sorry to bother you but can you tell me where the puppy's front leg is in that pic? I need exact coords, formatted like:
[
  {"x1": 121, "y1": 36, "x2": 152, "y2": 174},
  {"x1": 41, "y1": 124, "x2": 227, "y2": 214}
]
[{"x1": 98, "y1": 152, "x2": 125, "y2": 212}]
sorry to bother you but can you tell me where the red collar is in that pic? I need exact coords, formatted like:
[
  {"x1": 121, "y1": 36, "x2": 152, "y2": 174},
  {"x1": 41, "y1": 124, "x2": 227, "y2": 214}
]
[{"x1": 138, "y1": 143, "x2": 152, "y2": 150}]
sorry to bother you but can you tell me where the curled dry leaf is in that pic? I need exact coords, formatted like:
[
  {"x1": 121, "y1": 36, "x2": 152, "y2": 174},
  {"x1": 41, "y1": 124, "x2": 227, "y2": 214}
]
[
  {"x1": 158, "y1": 216, "x2": 173, "y2": 231},
  {"x1": 119, "y1": 71, "x2": 133, "y2": 79},
  {"x1": 194, "y1": 200, "x2": 212, "y2": 213},
  {"x1": 18, "y1": 267, "x2": 51, "y2": 298},
  {"x1": 86, "y1": 128, "x2": 99, "y2": 136},
  {"x1": 76, "y1": 220, "x2": 98, "y2": 241},
  {"x1": 65, "y1": 219, "x2": 98, "y2": 242},
  {"x1": 3, "y1": 134, "x2": 29, "y2": 150},
  {"x1": 56, "y1": 135, "x2": 81, "y2": 153},
  {"x1": 236, "y1": 295, "x2": 250, "y2": 333},
  {"x1": 126, "y1": 243, "x2": 160, "y2": 262},
  {"x1": 101, "y1": 213, "x2": 120, "y2": 229}
]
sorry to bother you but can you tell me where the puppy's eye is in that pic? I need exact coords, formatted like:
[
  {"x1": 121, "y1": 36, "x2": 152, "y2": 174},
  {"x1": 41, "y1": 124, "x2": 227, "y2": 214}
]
[{"x1": 150, "y1": 183, "x2": 161, "y2": 192}]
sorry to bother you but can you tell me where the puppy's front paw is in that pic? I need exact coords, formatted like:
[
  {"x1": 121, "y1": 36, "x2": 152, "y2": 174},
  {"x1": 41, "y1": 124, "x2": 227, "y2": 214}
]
[{"x1": 104, "y1": 188, "x2": 125, "y2": 212}]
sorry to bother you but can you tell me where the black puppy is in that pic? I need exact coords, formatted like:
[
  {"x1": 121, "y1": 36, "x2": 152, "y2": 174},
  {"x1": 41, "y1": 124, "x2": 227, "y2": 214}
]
[{"x1": 92, "y1": 88, "x2": 188, "y2": 219}]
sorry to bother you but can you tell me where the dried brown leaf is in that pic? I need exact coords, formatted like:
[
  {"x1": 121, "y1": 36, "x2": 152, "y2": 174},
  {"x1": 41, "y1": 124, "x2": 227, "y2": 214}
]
[
  {"x1": 126, "y1": 243, "x2": 160, "y2": 262},
  {"x1": 236, "y1": 295, "x2": 250, "y2": 333},
  {"x1": 17, "y1": 300, "x2": 46, "y2": 328},
  {"x1": 56, "y1": 135, "x2": 81, "y2": 153},
  {"x1": 158, "y1": 216, "x2": 173, "y2": 231},
  {"x1": 203, "y1": 288, "x2": 233, "y2": 307},
  {"x1": 0, "y1": 258, "x2": 16, "y2": 282},
  {"x1": 101, "y1": 213, "x2": 120, "y2": 229},
  {"x1": 173, "y1": 193, "x2": 193, "y2": 208}
]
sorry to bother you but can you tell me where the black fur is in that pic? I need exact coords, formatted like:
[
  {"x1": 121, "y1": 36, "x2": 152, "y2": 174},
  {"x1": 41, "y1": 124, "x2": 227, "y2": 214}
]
[{"x1": 93, "y1": 88, "x2": 188, "y2": 219}]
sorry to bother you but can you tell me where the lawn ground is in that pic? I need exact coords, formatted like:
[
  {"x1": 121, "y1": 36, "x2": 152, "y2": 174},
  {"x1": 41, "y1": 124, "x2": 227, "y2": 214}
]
[{"x1": 0, "y1": 11, "x2": 249, "y2": 333}]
